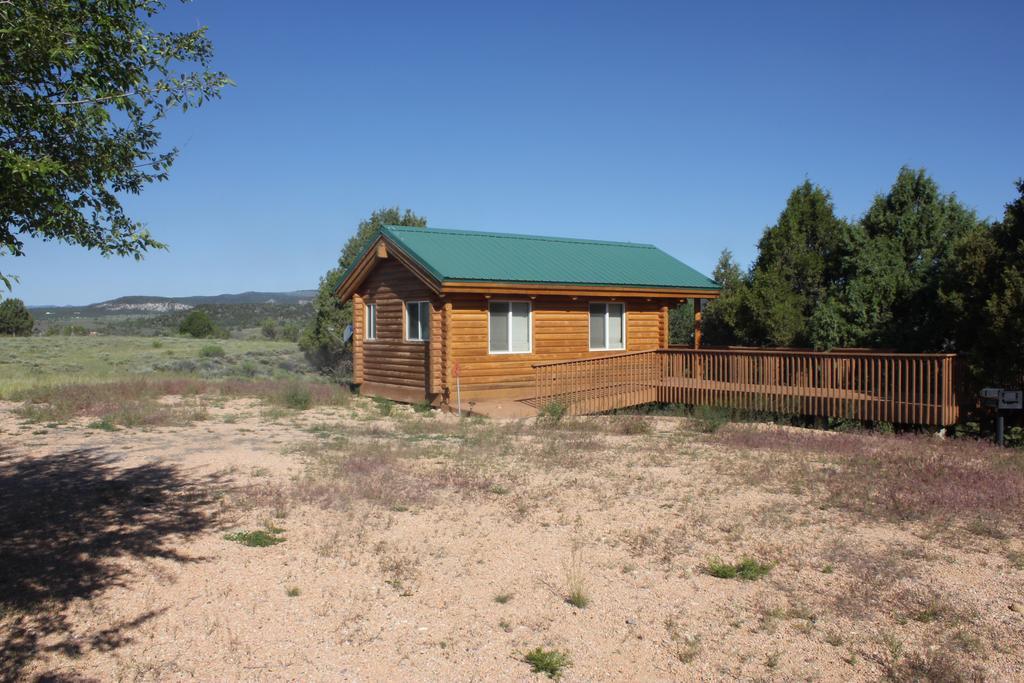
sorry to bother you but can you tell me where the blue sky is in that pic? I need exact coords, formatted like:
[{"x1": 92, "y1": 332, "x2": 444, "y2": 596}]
[{"x1": 14, "y1": 0, "x2": 1024, "y2": 305}]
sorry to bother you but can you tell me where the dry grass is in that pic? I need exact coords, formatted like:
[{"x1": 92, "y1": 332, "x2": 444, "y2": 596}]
[
  {"x1": 710, "y1": 425, "x2": 1024, "y2": 529},
  {"x1": 12, "y1": 377, "x2": 351, "y2": 427},
  {"x1": 237, "y1": 440, "x2": 495, "y2": 516}
]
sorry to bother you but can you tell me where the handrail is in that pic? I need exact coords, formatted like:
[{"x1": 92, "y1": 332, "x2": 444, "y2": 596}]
[
  {"x1": 531, "y1": 349, "x2": 656, "y2": 369},
  {"x1": 667, "y1": 345, "x2": 957, "y2": 359}
]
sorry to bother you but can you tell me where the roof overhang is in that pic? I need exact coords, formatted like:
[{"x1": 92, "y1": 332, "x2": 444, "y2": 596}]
[
  {"x1": 334, "y1": 235, "x2": 441, "y2": 303},
  {"x1": 438, "y1": 280, "x2": 720, "y2": 300},
  {"x1": 334, "y1": 233, "x2": 721, "y2": 303}
]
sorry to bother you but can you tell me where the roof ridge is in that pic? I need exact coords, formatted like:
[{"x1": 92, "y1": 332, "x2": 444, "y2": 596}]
[{"x1": 382, "y1": 224, "x2": 658, "y2": 250}]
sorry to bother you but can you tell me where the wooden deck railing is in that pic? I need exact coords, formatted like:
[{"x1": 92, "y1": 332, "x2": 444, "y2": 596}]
[
  {"x1": 533, "y1": 347, "x2": 961, "y2": 426},
  {"x1": 533, "y1": 350, "x2": 662, "y2": 416}
]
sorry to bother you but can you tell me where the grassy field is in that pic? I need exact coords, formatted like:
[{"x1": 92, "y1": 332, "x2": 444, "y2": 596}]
[{"x1": 0, "y1": 335, "x2": 319, "y2": 397}]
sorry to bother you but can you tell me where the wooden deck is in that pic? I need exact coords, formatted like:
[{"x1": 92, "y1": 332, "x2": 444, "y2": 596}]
[{"x1": 533, "y1": 347, "x2": 961, "y2": 426}]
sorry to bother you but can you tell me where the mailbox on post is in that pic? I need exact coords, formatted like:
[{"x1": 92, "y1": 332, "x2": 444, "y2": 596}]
[
  {"x1": 980, "y1": 388, "x2": 1023, "y2": 446},
  {"x1": 998, "y1": 390, "x2": 1023, "y2": 410}
]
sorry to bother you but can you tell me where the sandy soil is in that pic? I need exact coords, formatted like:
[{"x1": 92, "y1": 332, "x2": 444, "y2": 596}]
[{"x1": 1, "y1": 396, "x2": 1022, "y2": 681}]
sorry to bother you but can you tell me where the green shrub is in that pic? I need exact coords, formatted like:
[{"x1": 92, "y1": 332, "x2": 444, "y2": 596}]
[
  {"x1": 280, "y1": 322, "x2": 301, "y2": 342},
  {"x1": 279, "y1": 383, "x2": 312, "y2": 410},
  {"x1": 412, "y1": 399, "x2": 433, "y2": 415},
  {"x1": 610, "y1": 415, "x2": 652, "y2": 435},
  {"x1": 691, "y1": 405, "x2": 731, "y2": 433},
  {"x1": 0, "y1": 298, "x2": 34, "y2": 336},
  {"x1": 524, "y1": 647, "x2": 571, "y2": 679},
  {"x1": 199, "y1": 344, "x2": 225, "y2": 358},
  {"x1": 705, "y1": 557, "x2": 772, "y2": 580},
  {"x1": 179, "y1": 309, "x2": 215, "y2": 338},
  {"x1": 539, "y1": 400, "x2": 567, "y2": 422}
]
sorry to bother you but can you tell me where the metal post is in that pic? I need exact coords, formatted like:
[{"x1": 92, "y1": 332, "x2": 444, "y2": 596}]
[{"x1": 996, "y1": 412, "x2": 1005, "y2": 447}]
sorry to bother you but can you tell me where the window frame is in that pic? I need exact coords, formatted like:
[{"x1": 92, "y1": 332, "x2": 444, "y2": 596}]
[
  {"x1": 588, "y1": 301, "x2": 627, "y2": 351},
  {"x1": 404, "y1": 300, "x2": 431, "y2": 342},
  {"x1": 365, "y1": 303, "x2": 377, "y2": 340},
  {"x1": 487, "y1": 300, "x2": 533, "y2": 355}
]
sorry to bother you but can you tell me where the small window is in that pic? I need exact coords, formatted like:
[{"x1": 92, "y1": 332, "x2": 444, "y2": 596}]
[
  {"x1": 489, "y1": 301, "x2": 531, "y2": 353},
  {"x1": 365, "y1": 303, "x2": 376, "y2": 340},
  {"x1": 405, "y1": 301, "x2": 430, "y2": 341},
  {"x1": 589, "y1": 302, "x2": 625, "y2": 350}
]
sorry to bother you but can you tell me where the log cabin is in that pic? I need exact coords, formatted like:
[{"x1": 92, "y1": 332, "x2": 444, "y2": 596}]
[{"x1": 334, "y1": 225, "x2": 721, "y2": 407}]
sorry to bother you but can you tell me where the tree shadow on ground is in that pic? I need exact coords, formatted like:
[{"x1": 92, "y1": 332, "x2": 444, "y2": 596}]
[{"x1": 0, "y1": 445, "x2": 226, "y2": 681}]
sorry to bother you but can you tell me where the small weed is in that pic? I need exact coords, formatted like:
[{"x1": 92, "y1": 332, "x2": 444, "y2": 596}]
[
  {"x1": 881, "y1": 632, "x2": 904, "y2": 672},
  {"x1": 765, "y1": 651, "x2": 781, "y2": 670},
  {"x1": 377, "y1": 543, "x2": 420, "y2": 594},
  {"x1": 563, "y1": 545, "x2": 590, "y2": 608},
  {"x1": 286, "y1": 586, "x2": 301, "y2": 597},
  {"x1": 87, "y1": 418, "x2": 117, "y2": 431},
  {"x1": 566, "y1": 587, "x2": 589, "y2": 609},
  {"x1": 663, "y1": 618, "x2": 704, "y2": 663},
  {"x1": 539, "y1": 400, "x2": 567, "y2": 423},
  {"x1": 224, "y1": 527, "x2": 285, "y2": 547},
  {"x1": 488, "y1": 484, "x2": 510, "y2": 495},
  {"x1": 412, "y1": 399, "x2": 433, "y2": 414},
  {"x1": 524, "y1": 647, "x2": 570, "y2": 679},
  {"x1": 499, "y1": 619, "x2": 512, "y2": 632},
  {"x1": 965, "y1": 518, "x2": 1008, "y2": 539},
  {"x1": 1006, "y1": 550, "x2": 1024, "y2": 570},
  {"x1": 950, "y1": 629, "x2": 983, "y2": 655},
  {"x1": 675, "y1": 635, "x2": 702, "y2": 664},
  {"x1": 494, "y1": 592, "x2": 514, "y2": 604},
  {"x1": 151, "y1": 339, "x2": 164, "y2": 348},
  {"x1": 821, "y1": 564, "x2": 834, "y2": 574},
  {"x1": 705, "y1": 557, "x2": 772, "y2": 581},
  {"x1": 825, "y1": 631, "x2": 844, "y2": 647},
  {"x1": 373, "y1": 396, "x2": 394, "y2": 417},
  {"x1": 902, "y1": 589, "x2": 963, "y2": 625}
]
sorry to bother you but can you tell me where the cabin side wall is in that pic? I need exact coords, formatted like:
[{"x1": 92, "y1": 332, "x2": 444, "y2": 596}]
[
  {"x1": 445, "y1": 295, "x2": 669, "y2": 401},
  {"x1": 354, "y1": 258, "x2": 437, "y2": 402}
]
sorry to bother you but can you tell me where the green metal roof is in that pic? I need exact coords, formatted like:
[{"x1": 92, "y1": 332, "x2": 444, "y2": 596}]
[{"x1": 341, "y1": 225, "x2": 721, "y2": 292}]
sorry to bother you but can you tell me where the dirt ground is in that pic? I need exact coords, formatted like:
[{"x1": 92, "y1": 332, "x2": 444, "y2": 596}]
[{"x1": 2, "y1": 395, "x2": 1023, "y2": 682}]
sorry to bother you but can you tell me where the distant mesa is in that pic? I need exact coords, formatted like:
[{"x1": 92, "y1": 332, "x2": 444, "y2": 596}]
[
  {"x1": 30, "y1": 290, "x2": 316, "y2": 312},
  {"x1": 96, "y1": 301, "x2": 194, "y2": 312}
]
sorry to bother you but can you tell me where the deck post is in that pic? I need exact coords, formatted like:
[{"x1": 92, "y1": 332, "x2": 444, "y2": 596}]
[{"x1": 693, "y1": 298, "x2": 703, "y2": 349}]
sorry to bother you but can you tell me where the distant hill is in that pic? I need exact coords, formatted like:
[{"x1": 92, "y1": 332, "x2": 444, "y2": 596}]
[{"x1": 32, "y1": 290, "x2": 317, "y2": 316}]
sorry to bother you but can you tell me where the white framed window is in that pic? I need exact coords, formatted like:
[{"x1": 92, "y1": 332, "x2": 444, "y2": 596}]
[
  {"x1": 488, "y1": 301, "x2": 532, "y2": 354},
  {"x1": 589, "y1": 302, "x2": 625, "y2": 350},
  {"x1": 365, "y1": 303, "x2": 376, "y2": 340},
  {"x1": 405, "y1": 301, "x2": 430, "y2": 342}
]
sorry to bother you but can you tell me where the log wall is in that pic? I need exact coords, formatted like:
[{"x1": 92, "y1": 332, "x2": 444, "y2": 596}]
[
  {"x1": 355, "y1": 258, "x2": 435, "y2": 397},
  {"x1": 445, "y1": 295, "x2": 667, "y2": 401}
]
